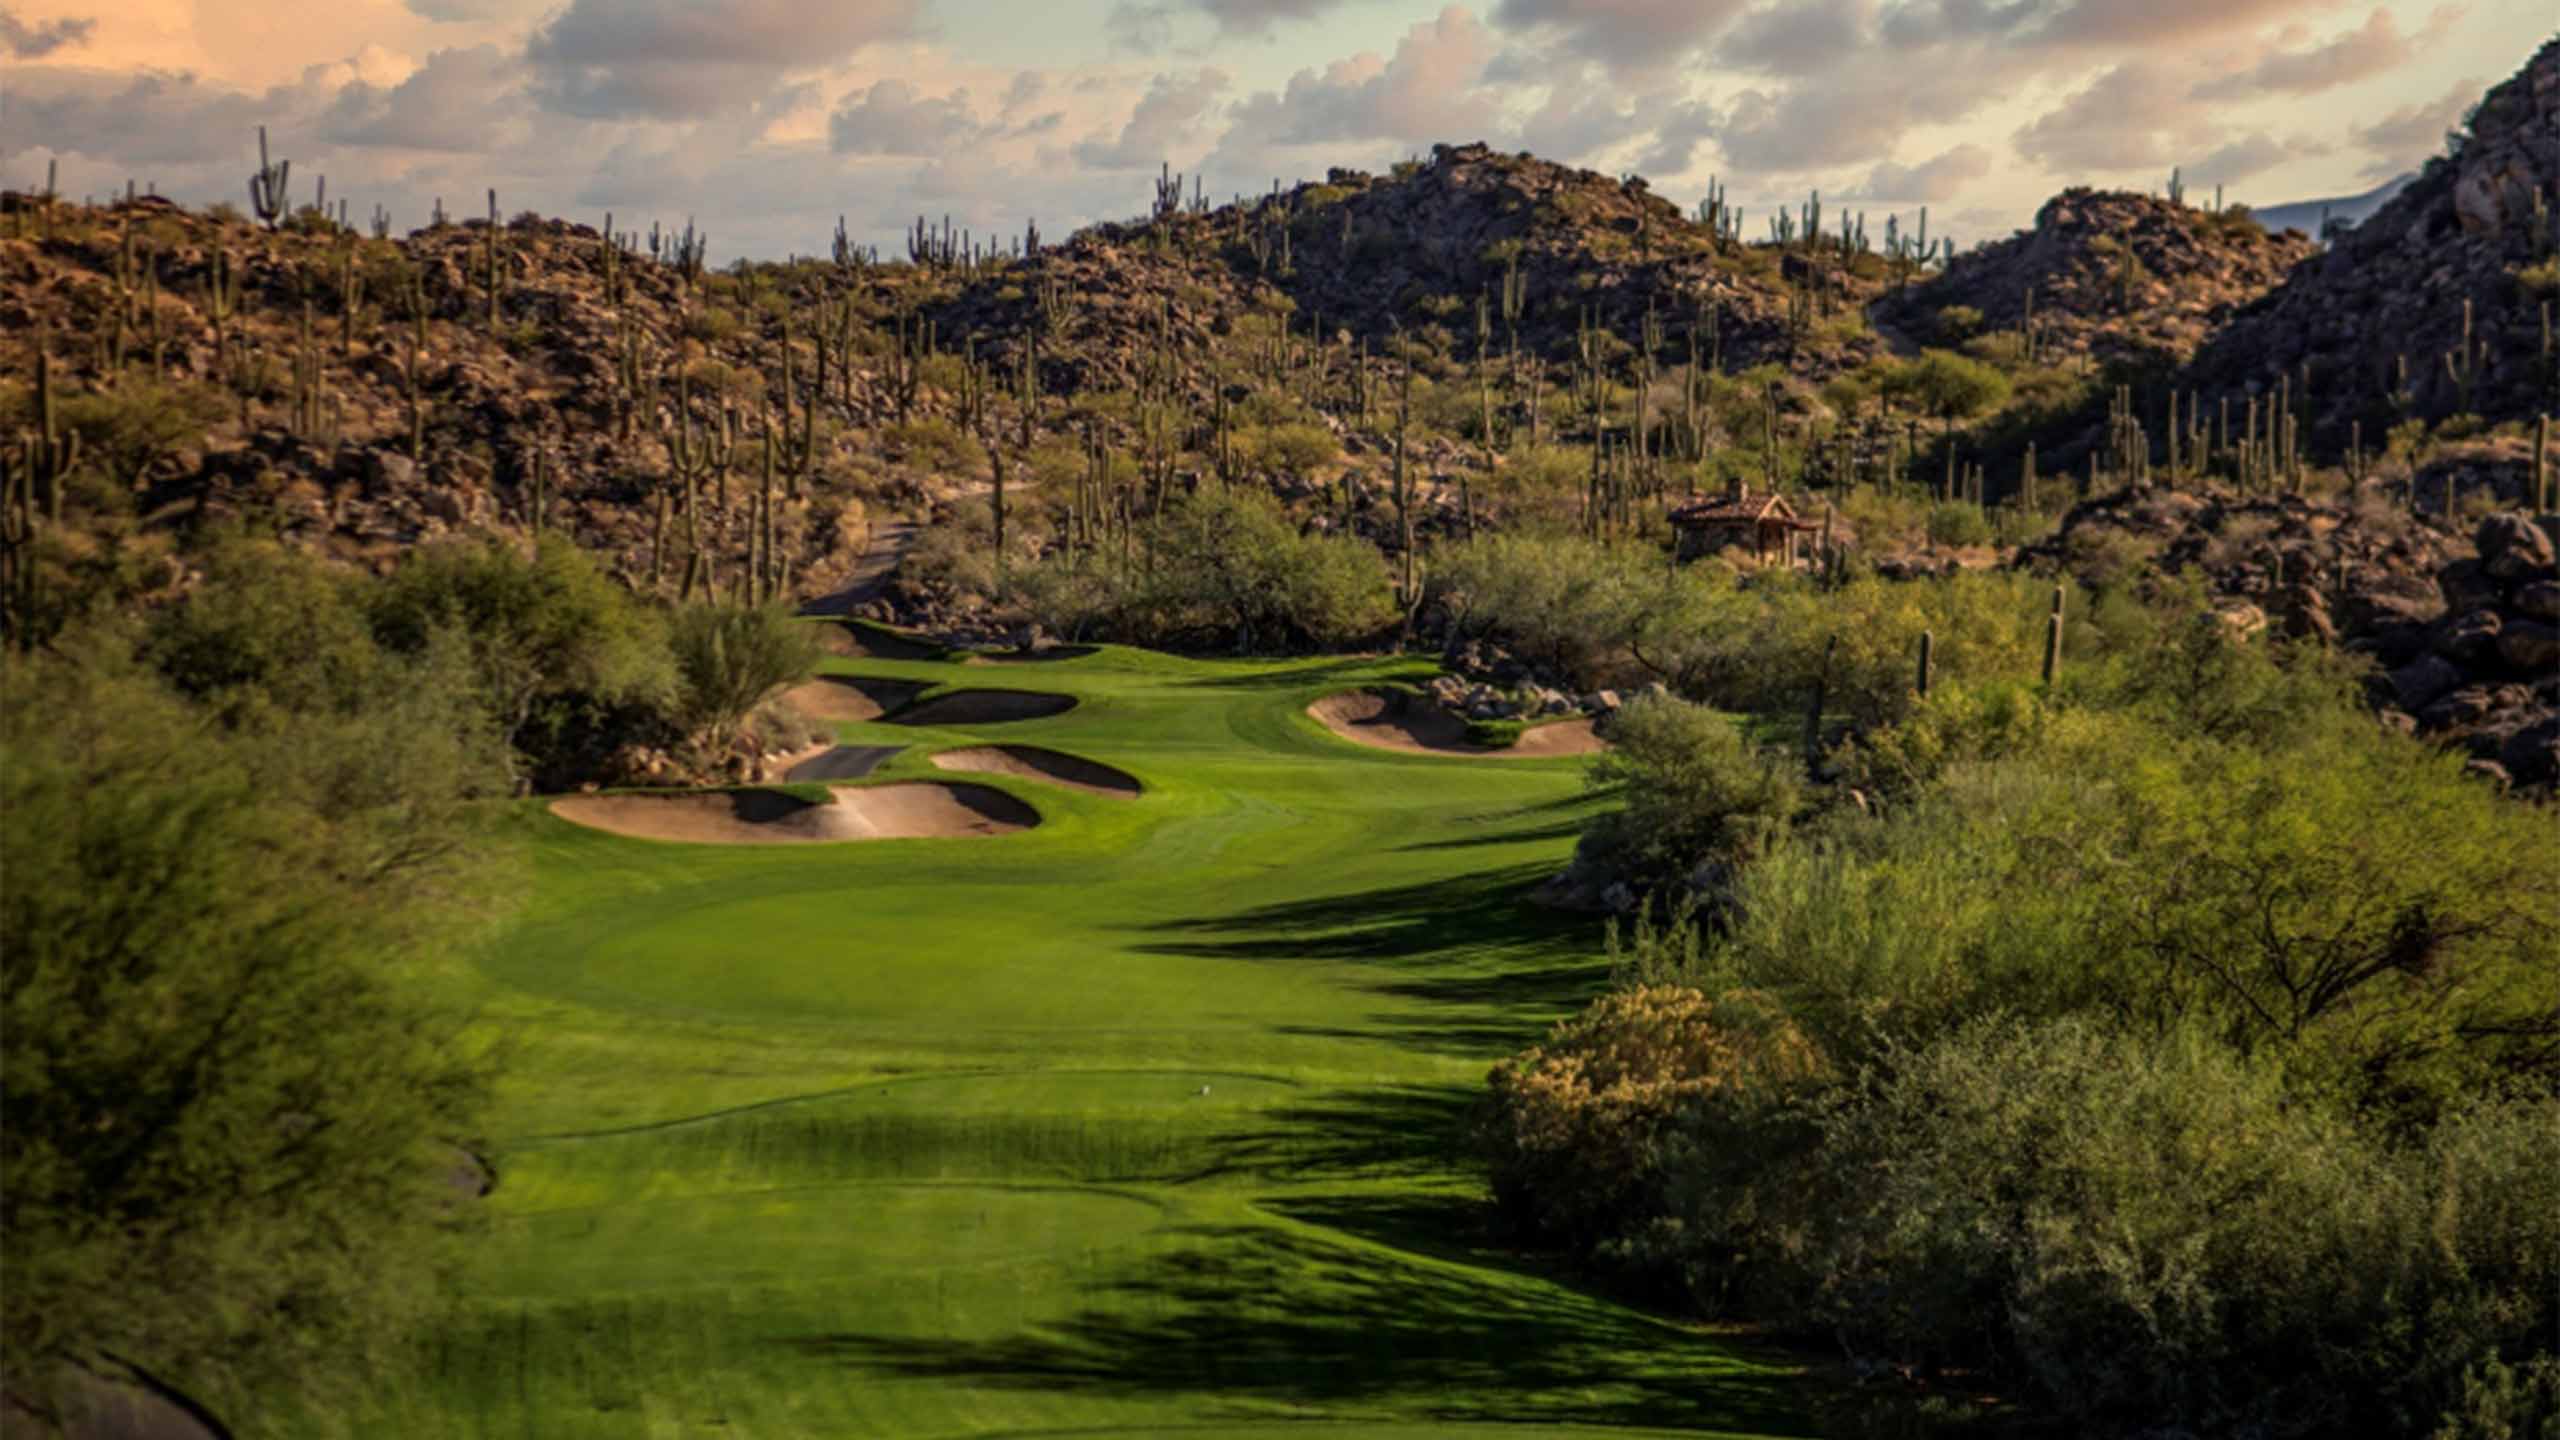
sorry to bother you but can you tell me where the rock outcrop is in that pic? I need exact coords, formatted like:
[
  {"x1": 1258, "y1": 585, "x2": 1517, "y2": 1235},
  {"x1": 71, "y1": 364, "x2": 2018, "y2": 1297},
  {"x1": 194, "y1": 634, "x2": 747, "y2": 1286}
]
[{"x1": 2186, "y1": 39, "x2": 2560, "y2": 447}]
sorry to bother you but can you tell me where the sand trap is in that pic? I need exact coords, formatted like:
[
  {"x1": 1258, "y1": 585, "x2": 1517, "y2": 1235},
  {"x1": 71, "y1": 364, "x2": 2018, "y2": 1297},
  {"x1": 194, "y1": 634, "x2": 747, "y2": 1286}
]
[
  {"x1": 1308, "y1": 689, "x2": 1608, "y2": 759},
  {"x1": 888, "y1": 689, "x2": 1079, "y2": 726},
  {"x1": 930, "y1": 745, "x2": 1141, "y2": 797},
  {"x1": 550, "y1": 783, "x2": 1037, "y2": 844},
  {"x1": 817, "y1": 622, "x2": 944, "y2": 661},
  {"x1": 780, "y1": 675, "x2": 931, "y2": 723}
]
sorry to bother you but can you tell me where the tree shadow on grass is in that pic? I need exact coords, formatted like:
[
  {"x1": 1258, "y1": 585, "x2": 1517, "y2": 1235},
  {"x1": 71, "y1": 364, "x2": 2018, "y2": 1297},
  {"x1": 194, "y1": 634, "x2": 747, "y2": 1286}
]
[
  {"x1": 1131, "y1": 863, "x2": 1583, "y2": 964},
  {"x1": 1184, "y1": 1083, "x2": 1481, "y2": 1183},
  {"x1": 779, "y1": 1212, "x2": 1813, "y2": 1435},
  {"x1": 1133, "y1": 865, "x2": 1609, "y2": 1059}
]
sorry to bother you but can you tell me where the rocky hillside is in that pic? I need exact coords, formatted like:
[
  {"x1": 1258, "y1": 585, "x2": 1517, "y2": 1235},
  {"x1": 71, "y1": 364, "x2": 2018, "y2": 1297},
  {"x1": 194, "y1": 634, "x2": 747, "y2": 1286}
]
[
  {"x1": 0, "y1": 194, "x2": 910, "y2": 604},
  {"x1": 1876, "y1": 188, "x2": 2317, "y2": 369},
  {"x1": 2017, "y1": 474, "x2": 2558, "y2": 790},
  {"x1": 922, "y1": 142, "x2": 1900, "y2": 407},
  {"x1": 2186, "y1": 38, "x2": 2560, "y2": 450}
]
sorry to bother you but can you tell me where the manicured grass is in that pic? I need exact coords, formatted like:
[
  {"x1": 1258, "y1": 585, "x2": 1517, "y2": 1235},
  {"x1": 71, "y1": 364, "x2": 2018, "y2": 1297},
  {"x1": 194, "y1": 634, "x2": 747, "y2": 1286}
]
[{"x1": 298, "y1": 639, "x2": 1814, "y2": 1439}]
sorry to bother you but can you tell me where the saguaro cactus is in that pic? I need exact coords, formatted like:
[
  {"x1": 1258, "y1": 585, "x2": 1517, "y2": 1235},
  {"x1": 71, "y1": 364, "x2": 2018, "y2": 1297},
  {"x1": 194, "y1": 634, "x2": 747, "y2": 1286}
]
[{"x1": 248, "y1": 125, "x2": 290, "y2": 229}]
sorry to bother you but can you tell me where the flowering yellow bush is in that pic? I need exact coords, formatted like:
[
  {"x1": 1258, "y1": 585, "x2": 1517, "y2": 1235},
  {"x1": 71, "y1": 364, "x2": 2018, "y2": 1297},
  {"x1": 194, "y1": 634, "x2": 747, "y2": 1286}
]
[{"x1": 1481, "y1": 985, "x2": 1820, "y2": 1252}]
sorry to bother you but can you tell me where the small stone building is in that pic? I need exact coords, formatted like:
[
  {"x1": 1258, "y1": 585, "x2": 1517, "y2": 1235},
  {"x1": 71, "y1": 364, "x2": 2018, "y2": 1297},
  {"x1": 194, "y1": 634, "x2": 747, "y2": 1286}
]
[{"x1": 1668, "y1": 488, "x2": 1821, "y2": 565}]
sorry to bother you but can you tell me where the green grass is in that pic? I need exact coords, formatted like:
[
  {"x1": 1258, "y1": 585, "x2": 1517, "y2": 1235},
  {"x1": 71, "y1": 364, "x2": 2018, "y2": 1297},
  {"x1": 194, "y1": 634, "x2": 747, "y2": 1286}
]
[{"x1": 294, "y1": 640, "x2": 1815, "y2": 1439}]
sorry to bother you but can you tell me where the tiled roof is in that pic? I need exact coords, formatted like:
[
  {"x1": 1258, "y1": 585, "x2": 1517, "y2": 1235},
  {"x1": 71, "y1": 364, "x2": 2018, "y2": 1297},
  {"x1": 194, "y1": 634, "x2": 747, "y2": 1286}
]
[{"x1": 1668, "y1": 490, "x2": 1798, "y2": 526}]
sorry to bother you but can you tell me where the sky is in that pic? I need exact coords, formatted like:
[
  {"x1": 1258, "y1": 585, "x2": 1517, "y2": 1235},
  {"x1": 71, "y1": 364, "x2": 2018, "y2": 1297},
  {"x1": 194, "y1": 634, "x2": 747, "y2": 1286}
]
[{"x1": 2, "y1": 0, "x2": 2549, "y2": 264}]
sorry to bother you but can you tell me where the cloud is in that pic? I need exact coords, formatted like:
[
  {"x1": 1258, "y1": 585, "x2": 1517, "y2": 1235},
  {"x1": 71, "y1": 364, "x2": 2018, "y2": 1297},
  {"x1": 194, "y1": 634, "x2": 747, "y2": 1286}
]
[
  {"x1": 1192, "y1": 0, "x2": 1355, "y2": 32},
  {"x1": 1717, "y1": 49, "x2": 1989, "y2": 172},
  {"x1": 0, "y1": 5, "x2": 92, "y2": 58},
  {"x1": 1633, "y1": 96, "x2": 1721, "y2": 178},
  {"x1": 1218, "y1": 6, "x2": 1498, "y2": 151},
  {"x1": 1722, "y1": 0, "x2": 1874, "y2": 74},
  {"x1": 527, "y1": 0, "x2": 922, "y2": 120},
  {"x1": 2195, "y1": 5, "x2": 2459, "y2": 99},
  {"x1": 828, "y1": 78, "x2": 985, "y2": 156},
  {"x1": 1074, "y1": 66, "x2": 1229, "y2": 169},
  {"x1": 1859, "y1": 142, "x2": 1993, "y2": 202},
  {"x1": 2185, "y1": 131, "x2": 2328, "y2": 186},
  {"x1": 2012, "y1": 59, "x2": 2194, "y2": 174},
  {"x1": 402, "y1": 0, "x2": 522, "y2": 20},
  {"x1": 1489, "y1": 0, "x2": 1756, "y2": 76},
  {"x1": 2348, "y1": 78, "x2": 2477, "y2": 178},
  {"x1": 320, "y1": 45, "x2": 527, "y2": 152},
  {"x1": 1, "y1": 67, "x2": 282, "y2": 167}
]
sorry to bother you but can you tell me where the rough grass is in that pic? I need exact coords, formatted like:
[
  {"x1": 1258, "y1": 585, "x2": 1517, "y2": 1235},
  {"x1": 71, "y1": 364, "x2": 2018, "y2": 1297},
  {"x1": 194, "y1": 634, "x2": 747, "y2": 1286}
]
[{"x1": 272, "y1": 639, "x2": 1814, "y2": 1439}]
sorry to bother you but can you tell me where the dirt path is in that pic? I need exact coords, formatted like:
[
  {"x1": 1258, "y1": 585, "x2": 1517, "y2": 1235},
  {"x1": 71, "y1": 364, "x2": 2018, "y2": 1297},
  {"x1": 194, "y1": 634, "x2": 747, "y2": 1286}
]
[
  {"x1": 799, "y1": 477, "x2": 1021, "y2": 618},
  {"x1": 797, "y1": 515, "x2": 918, "y2": 618}
]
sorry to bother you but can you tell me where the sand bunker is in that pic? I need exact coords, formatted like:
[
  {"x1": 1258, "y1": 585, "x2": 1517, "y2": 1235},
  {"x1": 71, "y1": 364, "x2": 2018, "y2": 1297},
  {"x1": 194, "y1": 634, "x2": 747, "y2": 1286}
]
[
  {"x1": 930, "y1": 745, "x2": 1141, "y2": 797},
  {"x1": 780, "y1": 675, "x2": 931, "y2": 723},
  {"x1": 816, "y1": 622, "x2": 945, "y2": 661},
  {"x1": 887, "y1": 689, "x2": 1079, "y2": 726},
  {"x1": 550, "y1": 783, "x2": 1037, "y2": 844},
  {"x1": 1308, "y1": 689, "x2": 1607, "y2": 759}
]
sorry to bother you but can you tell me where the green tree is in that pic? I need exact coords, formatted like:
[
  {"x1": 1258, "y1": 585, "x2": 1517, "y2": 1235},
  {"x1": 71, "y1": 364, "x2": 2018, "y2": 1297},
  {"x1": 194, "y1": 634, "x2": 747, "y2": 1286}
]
[
  {"x1": 1583, "y1": 694, "x2": 1803, "y2": 896},
  {"x1": 669, "y1": 602, "x2": 824, "y2": 751},
  {"x1": 0, "y1": 651, "x2": 499, "y2": 1417},
  {"x1": 366, "y1": 533, "x2": 673, "y2": 773}
]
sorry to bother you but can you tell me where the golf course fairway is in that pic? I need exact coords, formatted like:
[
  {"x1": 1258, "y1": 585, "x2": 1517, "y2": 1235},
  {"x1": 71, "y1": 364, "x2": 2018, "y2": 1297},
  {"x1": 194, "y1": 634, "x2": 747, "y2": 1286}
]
[{"x1": 301, "y1": 635, "x2": 1815, "y2": 1440}]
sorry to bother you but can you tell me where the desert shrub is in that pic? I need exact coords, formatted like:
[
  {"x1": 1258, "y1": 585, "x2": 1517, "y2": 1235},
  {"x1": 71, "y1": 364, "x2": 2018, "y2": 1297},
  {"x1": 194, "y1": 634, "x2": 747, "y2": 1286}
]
[
  {"x1": 1134, "y1": 485, "x2": 1394, "y2": 650},
  {"x1": 366, "y1": 533, "x2": 674, "y2": 777},
  {"x1": 1931, "y1": 304, "x2": 1982, "y2": 342},
  {"x1": 1765, "y1": 1017, "x2": 2560, "y2": 1438},
  {"x1": 1236, "y1": 422, "x2": 1339, "y2": 480},
  {"x1": 1716, "y1": 568, "x2": 2059, "y2": 727},
  {"x1": 1581, "y1": 694, "x2": 1802, "y2": 896},
  {"x1": 1922, "y1": 500, "x2": 1992, "y2": 547},
  {"x1": 1834, "y1": 675, "x2": 2055, "y2": 794},
  {"x1": 681, "y1": 305, "x2": 742, "y2": 345},
  {"x1": 1, "y1": 648, "x2": 500, "y2": 1416},
  {"x1": 1482, "y1": 986, "x2": 1821, "y2": 1257},
  {"x1": 1465, "y1": 716, "x2": 1525, "y2": 749},
  {"x1": 1885, "y1": 349, "x2": 2012, "y2": 429},
  {"x1": 668, "y1": 603, "x2": 824, "y2": 749},
  {"x1": 1713, "y1": 704, "x2": 2557, "y2": 1110},
  {"x1": 48, "y1": 378, "x2": 227, "y2": 487},
  {"x1": 1015, "y1": 486, "x2": 1392, "y2": 652},
  {"x1": 882, "y1": 416, "x2": 985, "y2": 475},
  {"x1": 2430, "y1": 1353, "x2": 2560, "y2": 1440},
  {"x1": 147, "y1": 529, "x2": 381, "y2": 713}
]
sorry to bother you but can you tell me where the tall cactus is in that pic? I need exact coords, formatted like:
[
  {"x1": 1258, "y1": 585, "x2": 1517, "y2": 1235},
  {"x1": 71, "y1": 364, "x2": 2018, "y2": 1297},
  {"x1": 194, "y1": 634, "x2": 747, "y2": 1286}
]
[
  {"x1": 248, "y1": 125, "x2": 290, "y2": 229},
  {"x1": 26, "y1": 345, "x2": 82, "y2": 526}
]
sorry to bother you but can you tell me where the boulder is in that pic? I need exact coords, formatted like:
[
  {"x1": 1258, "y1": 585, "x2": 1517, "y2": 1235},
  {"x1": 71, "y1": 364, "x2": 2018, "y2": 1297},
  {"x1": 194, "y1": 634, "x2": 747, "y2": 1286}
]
[
  {"x1": 2498, "y1": 718, "x2": 2560, "y2": 786},
  {"x1": 2420, "y1": 685, "x2": 2500, "y2": 730},
  {"x1": 2432, "y1": 607, "x2": 2505, "y2": 665},
  {"x1": 2477, "y1": 512, "x2": 2558, "y2": 580},
  {"x1": 2496, "y1": 620, "x2": 2560, "y2": 672},
  {"x1": 2389, "y1": 654, "x2": 2464, "y2": 711}
]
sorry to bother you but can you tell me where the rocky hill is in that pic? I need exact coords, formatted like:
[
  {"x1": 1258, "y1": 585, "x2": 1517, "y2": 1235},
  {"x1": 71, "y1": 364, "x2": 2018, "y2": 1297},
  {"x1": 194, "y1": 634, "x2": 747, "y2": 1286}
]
[
  {"x1": 0, "y1": 141, "x2": 1937, "y2": 636},
  {"x1": 0, "y1": 194, "x2": 909, "y2": 607},
  {"x1": 1876, "y1": 188, "x2": 2317, "y2": 370},
  {"x1": 2186, "y1": 38, "x2": 2560, "y2": 451},
  {"x1": 919, "y1": 141, "x2": 1899, "y2": 413},
  {"x1": 2016, "y1": 469, "x2": 2558, "y2": 790}
]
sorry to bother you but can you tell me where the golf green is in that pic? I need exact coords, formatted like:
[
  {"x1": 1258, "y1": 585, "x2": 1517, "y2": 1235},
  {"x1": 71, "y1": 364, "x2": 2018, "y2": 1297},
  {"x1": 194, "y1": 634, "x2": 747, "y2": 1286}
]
[{"x1": 303, "y1": 637, "x2": 1815, "y2": 1439}]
